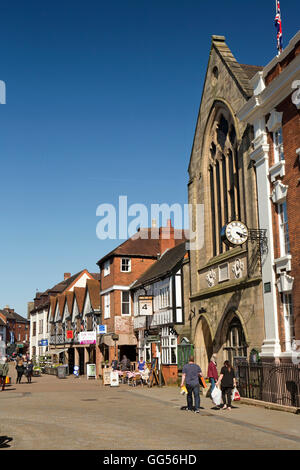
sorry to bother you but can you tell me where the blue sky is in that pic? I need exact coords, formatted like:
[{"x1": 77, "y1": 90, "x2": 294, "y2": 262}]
[{"x1": 0, "y1": 0, "x2": 299, "y2": 317}]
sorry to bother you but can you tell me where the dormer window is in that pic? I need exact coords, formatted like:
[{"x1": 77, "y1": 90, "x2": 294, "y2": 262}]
[{"x1": 121, "y1": 258, "x2": 131, "y2": 272}]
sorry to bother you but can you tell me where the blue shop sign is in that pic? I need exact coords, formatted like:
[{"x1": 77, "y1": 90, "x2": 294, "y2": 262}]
[
  {"x1": 97, "y1": 325, "x2": 107, "y2": 334},
  {"x1": 38, "y1": 339, "x2": 48, "y2": 346}
]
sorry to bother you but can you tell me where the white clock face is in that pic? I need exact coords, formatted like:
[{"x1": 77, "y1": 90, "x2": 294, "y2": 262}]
[{"x1": 225, "y1": 221, "x2": 248, "y2": 246}]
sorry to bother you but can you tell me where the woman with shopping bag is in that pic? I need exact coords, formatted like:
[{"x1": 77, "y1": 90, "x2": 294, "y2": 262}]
[{"x1": 216, "y1": 360, "x2": 237, "y2": 410}]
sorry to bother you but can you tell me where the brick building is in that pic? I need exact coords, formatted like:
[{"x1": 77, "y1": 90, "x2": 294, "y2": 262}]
[
  {"x1": 0, "y1": 307, "x2": 30, "y2": 356},
  {"x1": 131, "y1": 241, "x2": 189, "y2": 384},
  {"x1": 96, "y1": 221, "x2": 186, "y2": 369},
  {"x1": 237, "y1": 30, "x2": 300, "y2": 362}
]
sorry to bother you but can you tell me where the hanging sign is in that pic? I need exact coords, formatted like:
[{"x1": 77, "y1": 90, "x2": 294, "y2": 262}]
[
  {"x1": 78, "y1": 331, "x2": 96, "y2": 345},
  {"x1": 138, "y1": 296, "x2": 153, "y2": 316}
]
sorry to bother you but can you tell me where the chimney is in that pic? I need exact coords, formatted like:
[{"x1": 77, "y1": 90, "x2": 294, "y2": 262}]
[
  {"x1": 159, "y1": 219, "x2": 175, "y2": 254},
  {"x1": 64, "y1": 273, "x2": 71, "y2": 281}
]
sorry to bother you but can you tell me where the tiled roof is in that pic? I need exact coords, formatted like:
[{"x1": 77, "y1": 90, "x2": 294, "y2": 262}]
[
  {"x1": 57, "y1": 294, "x2": 66, "y2": 320},
  {"x1": 65, "y1": 291, "x2": 74, "y2": 315},
  {"x1": 97, "y1": 228, "x2": 186, "y2": 266},
  {"x1": 86, "y1": 280, "x2": 100, "y2": 311},
  {"x1": 49, "y1": 296, "x2": 57, "y2": 320},
  {"x1": 132, "y1": 242, "x2": 188, "y2": 289},
  {"x1": 74, "y1": 287, "x2": 85, "y2": 314},
  {"x1": 31, "y1": 270, "x2": 98, "y2": 314},
  {"x1": 0, "y1": 309, "x2": 29, "y2": 323},
  {"x1": 240, "y1": 64, "x2": 264, "y2": 81}
]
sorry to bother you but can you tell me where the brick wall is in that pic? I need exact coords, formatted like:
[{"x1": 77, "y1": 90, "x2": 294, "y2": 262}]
[{"x1": 267, "y1": 93, "x2": 300, "y2": 348}]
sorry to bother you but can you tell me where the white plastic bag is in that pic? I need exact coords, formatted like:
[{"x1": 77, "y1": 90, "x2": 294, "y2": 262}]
[
  {"x1": 211, "y1": 385, "x2": 222, "y2": 406},
  {"x1": 231, "y1": 387, "x2": 240, "y2": 401}
]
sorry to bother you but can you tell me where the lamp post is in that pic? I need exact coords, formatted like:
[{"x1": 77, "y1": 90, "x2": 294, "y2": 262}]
[{"x1": 111, "y1": 333, "x2": 119, "y2": 361}]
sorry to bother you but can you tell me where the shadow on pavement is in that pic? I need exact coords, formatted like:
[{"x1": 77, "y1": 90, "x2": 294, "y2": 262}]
[{"x1": 0, "y1": 436, "x2": 13, "y2": 448}]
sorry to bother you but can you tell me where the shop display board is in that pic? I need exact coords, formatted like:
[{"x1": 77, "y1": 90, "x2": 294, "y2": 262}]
[
  {"x1": 87, "y1": 363, "x2": 96, "y2": 380},
  {"x1": 148, "y1": 357, "x2": 159, "y2": 387},
  {"x1": 103, "y1": 367, "x2": 112, "y2": 385}
]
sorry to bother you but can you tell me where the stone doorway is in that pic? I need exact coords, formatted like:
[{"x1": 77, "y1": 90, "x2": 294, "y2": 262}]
[{"x1": 194, "y1": 317, "x2": 213, "y2": 374}]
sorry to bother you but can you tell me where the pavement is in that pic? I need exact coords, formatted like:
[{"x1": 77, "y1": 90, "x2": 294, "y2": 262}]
[{"x1": 0, "y1": 363, "x2": 299, "y2": 450}]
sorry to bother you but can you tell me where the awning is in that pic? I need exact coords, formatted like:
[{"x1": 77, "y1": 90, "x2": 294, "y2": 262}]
[{"x1": 48, "y1": 349, "x2": 68, "y2": 355}]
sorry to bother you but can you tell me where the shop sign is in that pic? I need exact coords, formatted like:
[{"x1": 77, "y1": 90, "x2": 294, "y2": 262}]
[
  {"x1": 97, "y1": 324, "x2": 107, "y2": 334},
  {"x1": 78, "y1": 331, "x2": 96, "y2": 345},
  {"x1": 66, "y1": 330, "x2": 74, "y2": 339},
  {"x1": 38, "y1": 339, "x2": 48, "y2": 346},
  {"x1": 138, "y1": 296, "x2": 153, "y2": 316},
  {"x1": 146, "y1": 335, "x2": 160, "y2": 343}
]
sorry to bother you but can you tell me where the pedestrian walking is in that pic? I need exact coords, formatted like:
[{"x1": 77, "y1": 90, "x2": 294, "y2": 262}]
[
  {"x1": 16, "y1": 358, "x2": 25, "y2": 384},
  {"x1": 0, "y1": 357, "x2": 9, "y2": 391},
  {"x1": 180, "y1": 356, "x2": 204, "y2": 413},
  {"x1": 207, "y1": 354, "x2": 218, "y2": 393},
  {"x1": 216, "y1": 360, "x2": 237, "y2": 410},
  {"x1": 25, "y1": 360, "x2": 34, "y2": 383}
]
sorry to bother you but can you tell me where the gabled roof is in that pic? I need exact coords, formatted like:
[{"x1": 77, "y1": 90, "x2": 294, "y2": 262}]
[
  {"x1": 31, "y1": 270, "x2": 98, "y2": 314},
  {"x1": 57, "y1": 294, "x2": 66, "y2": 320},
  {"x1": 85, "y1": 280, "x2": 100, "y2": 311},
  {"x1": 74, "y1": 287, "x2": 85, "y2": 315},
  {"x1": 65, "y1": 291, "x2": 74, "y2": 316},
  {"x1": 49, "y1": 296, "x2": 57, "y2": 321},
  {"x1": 132, "y1": 242, "x2": 188, "y2": 289},
  {"x1": 211, "y1": 36, "x2": 262, "y2": 99}
]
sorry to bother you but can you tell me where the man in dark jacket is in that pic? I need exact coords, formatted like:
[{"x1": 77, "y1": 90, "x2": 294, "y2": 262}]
[{"x1": 180, "y1": 356, "x2": 203, "y2": 413}]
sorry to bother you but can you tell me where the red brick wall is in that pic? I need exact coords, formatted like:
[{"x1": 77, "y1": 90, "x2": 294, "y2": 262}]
[{"x1": 267, "y1": 94, "x2": 300, "y2": 348}]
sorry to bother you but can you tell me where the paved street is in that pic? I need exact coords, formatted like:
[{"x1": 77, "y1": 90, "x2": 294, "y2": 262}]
[{"x1": 0, "y1": 364, "x2": 299, "y2": 450}]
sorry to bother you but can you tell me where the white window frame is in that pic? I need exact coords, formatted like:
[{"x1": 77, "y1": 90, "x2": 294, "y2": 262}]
[
  {"x1": 121, "y1": 291, "x2": 131, "y2": 316},
  {"x1": 161, "y1": 326, "x2": 177, "y2": 365},
  {"x1": 283, "y1": 294, "x2": 295, "y2": 352},
  {"x1": 138, "y1": 330, "x2": 151, "y2": 363},
  {"x1": 103, "y1": 260, "x2": 110, "y2": 277},
  {"x1": 159, "y1": 286, "x2": 170, "y2": 310},
  {"x1": 104, "y1": 293, "x2": 110, "y2": 319},
  {"x1": 278, "y1": 202, "x2": 290, "y2": 256},
  {"x1": 120, "y1": 258, "x2": 131, "y2": 273},
  {"x1": 273, "y1": 127, "x2": 284, "y2": 164}
]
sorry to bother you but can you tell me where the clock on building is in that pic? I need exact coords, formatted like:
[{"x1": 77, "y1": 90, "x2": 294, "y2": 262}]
[{"x1": 221, "y1": 221, "x2": 249, "y2": 247}]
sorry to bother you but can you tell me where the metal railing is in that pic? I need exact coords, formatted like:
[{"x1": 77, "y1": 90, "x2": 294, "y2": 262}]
[{"x1": 236, "y1": 361, "x2": 300, "y2": 408}]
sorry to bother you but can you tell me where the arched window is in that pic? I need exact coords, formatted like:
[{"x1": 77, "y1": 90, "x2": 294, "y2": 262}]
[
  {"x1": 208, "y1": 108, "x2": 241, "y2": 256},
  {"x1": 224, "y1": 317, "x2": 247, "y2": 364}
]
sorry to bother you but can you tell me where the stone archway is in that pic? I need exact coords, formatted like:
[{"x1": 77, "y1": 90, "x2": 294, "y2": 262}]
[{"x1": 194, "y1": 316, "x2": 213, "y2": 374}]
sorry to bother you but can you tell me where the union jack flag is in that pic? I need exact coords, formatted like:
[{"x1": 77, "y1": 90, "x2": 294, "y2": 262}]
[{"x1": 275, "y1": 0, "x2": 283, "y2": 54}]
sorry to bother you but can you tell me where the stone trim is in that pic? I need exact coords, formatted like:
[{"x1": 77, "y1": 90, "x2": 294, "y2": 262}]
[{"x1": 190, "y1": 275, "x2": 262, "y2": 300}]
